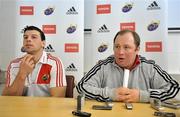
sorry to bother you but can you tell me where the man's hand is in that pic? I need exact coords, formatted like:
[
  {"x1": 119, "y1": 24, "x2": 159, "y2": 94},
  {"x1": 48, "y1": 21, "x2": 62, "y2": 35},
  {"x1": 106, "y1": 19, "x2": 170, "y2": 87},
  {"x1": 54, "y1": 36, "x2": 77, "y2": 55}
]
[
  {"x1": 19, "y1": 54, "x2": 35, "y2": 79},
  {"x1": 115, "y1": 87, "x2": 139, "y2": 102}
]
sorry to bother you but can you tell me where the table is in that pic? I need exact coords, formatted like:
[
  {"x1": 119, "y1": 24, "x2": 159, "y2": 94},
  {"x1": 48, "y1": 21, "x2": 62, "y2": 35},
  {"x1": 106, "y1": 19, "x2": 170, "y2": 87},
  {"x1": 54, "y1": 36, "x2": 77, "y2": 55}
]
[{"x1": 0, "y1": 96, "x2": 179, "y2": 117}]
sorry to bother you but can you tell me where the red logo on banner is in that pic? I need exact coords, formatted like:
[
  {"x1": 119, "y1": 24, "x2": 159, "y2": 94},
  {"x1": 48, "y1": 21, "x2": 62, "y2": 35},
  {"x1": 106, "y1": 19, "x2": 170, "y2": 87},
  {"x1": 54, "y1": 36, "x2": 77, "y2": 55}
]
[
  {"x1": 42, "y1": 25, "x2": 56, "y2": 34},
  {"x1": 20, "y1": 6, "x2": 34, "y2": 15},
  {"x1": 120, "y1": 22, "x2": 135, "y2": 31},
  {"x1": 145, "y1": 42, "x2": 162, "y2": 52},
  {"x1": 65, "y1": 43, "x2": 79, "y2": 52},
  {"x1": 97, "y1": 4, "x2": 111, "y2": 14}
]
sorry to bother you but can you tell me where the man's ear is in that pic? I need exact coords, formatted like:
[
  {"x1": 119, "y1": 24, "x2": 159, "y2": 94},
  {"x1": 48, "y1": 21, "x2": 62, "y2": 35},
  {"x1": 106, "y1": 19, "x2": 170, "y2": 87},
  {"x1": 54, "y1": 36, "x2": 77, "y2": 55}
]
[
  {"x1": 136, "y1": 46, "x2": 140, "y2": 52},
  {"x1": 113, "y1": 45, "x2": 115, "y2": 51},
  {"x1": 42, "y1": 41, "x2": 46, "y2": 48}
]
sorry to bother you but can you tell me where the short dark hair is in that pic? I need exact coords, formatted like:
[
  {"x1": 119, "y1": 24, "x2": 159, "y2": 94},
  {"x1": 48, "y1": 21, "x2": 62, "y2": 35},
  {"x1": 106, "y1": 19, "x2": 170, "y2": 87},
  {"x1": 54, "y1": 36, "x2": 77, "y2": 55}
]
[
  {"x1": 113, "y1": 30, "x2": 140, "y2": 47},
  {"x1": 22, "y1": 26, "x2": 45, "y2": 41}
]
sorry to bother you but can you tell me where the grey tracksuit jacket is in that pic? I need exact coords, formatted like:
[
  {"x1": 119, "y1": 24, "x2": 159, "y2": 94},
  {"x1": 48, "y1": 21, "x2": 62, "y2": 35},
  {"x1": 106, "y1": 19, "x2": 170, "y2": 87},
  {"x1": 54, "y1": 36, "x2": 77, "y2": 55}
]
[{"x1": 75, "y1": 55, "x2": 179, "y2": 102}]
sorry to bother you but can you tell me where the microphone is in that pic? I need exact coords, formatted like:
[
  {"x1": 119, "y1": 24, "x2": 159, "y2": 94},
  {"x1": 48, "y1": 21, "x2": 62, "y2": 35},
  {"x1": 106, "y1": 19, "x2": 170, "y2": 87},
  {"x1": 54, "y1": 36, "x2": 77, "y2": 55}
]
[
  {"x1": 123, "y1": 69, "x2": 129, "y2": 88},
  {"x1": 21, "y1": 46, "x2": 26, "y2": 52}
]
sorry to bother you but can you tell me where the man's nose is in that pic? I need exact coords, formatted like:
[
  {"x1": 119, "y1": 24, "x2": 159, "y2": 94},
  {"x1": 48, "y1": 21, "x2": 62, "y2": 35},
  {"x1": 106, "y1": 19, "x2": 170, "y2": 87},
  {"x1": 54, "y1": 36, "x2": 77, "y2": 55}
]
[
  {"x1": 26, "y1": 37, "x2": 32, "y2": 41},
  {"x1": 118, "y1": 48, "x2": 125, "y2": 54}
]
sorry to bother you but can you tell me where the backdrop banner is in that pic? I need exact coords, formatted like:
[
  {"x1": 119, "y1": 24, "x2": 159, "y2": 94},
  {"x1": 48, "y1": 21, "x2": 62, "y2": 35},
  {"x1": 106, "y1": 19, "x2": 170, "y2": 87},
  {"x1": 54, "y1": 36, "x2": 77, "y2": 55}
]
[{"x1": 91, "y1": 0, "x2": 168, "y2": 71}]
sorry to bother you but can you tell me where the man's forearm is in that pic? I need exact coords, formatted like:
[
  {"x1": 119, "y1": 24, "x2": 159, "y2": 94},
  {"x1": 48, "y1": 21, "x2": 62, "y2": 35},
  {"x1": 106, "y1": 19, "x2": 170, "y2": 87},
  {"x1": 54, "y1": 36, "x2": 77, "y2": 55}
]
[
  {"x1": 2, "y1": 73, "x2": 26, "y2": 96},
  {"x1": 76, "y1": 83, "x2": 112, "y2": 101},
  {"x1": 50, "y1": 87, "x2": 66, "y2": 97}
]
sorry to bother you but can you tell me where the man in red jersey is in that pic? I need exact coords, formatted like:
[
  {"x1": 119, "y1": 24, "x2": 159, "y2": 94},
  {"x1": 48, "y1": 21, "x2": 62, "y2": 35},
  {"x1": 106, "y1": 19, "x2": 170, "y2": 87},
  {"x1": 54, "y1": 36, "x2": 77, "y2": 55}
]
[{"x1": 2, "y1": 26, "x2": 66, "y2": 97}]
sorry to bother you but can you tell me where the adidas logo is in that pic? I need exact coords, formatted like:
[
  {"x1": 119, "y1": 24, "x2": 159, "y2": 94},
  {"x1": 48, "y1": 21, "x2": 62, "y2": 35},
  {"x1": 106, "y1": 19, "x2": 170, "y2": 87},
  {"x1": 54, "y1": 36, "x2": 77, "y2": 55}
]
[
  {"x1": 66, "y1": 6, "x2": 78, "y2": 15},
  {"x1": 66, "y1": 63, "x2": 78, "y2": 72},
  {"x1": 147, "y1": 1, "x2": 160, "y2": 10},
  {"x1": 97, "y1": 24, "x2": 110, "y2": 33},
  {"x1": 45, "y1": 44, "x2": 55, "y2": 52}
]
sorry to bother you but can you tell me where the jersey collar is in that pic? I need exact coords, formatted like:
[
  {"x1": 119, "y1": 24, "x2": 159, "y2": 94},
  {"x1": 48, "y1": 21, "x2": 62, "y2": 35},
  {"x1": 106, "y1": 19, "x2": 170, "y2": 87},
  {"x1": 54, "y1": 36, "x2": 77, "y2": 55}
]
[{"x1": 38, "y1": 51, "x2": 48, "y2": 64}]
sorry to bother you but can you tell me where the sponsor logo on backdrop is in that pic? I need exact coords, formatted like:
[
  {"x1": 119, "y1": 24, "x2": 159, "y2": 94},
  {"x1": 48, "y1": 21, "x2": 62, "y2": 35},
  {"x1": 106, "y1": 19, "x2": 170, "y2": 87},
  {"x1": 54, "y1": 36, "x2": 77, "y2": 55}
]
[
  {"x1": 65, "y1": 43, "x2": 79, "y2": 52},
  {"x1": 20, "y1": 6, "x2": 34, "y2": 15},
  {"x1": 66, "y1": 6, "x2": 78, "y2": 15},
  {"x1": 120, "y1": 22, "x2": 135, "y2": 31},
  {"x1": 67, "y1": 24, "x2": 77, "y2": 34},
  {"x1": 65, "y1": 63, "x2": 78, "y2": 72},
  {"x1": 42, "y1": 25, "x2": 56, "y2": 34},
  {"x1": 122, "y1": 2, "x2": 133, "y2": 13},
  {"x1": 97, "y1": 4, "x2": 111, "y2": 14},
  {"x1": 147, "y1": 1, "x2": 160, "y2": 10},
  {"x1": 44, "y1": 7, "x2": 55, "y2": 15},
  {"x1": 98, "y1": 44, "x2": 108, "y2": 53},
  {"x1": 145, "y1": 42, "x2": 162, "y2": 52},
  {"x1": 147, "y1": 20, "x2": 160, "y2": 31},
  {"x1": 97, "y1": 24, "x2": 110, "y2": 33},
  {"x1": 45, "y1": 44, "x2": 55, "y2": 52}
]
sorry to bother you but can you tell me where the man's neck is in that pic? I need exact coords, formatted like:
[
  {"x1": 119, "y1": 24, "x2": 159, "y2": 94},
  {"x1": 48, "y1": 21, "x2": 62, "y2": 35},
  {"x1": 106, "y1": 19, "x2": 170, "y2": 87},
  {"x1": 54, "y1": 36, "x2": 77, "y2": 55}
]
[{"x1": 30, "y1": 50, "x2": 43, "y2": 64}]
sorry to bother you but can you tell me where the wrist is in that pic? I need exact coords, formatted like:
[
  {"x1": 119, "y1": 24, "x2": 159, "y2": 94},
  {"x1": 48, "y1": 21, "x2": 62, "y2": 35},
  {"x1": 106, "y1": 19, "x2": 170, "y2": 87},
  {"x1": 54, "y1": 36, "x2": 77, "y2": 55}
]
[
  {"x1": 17, "y1": 71, "x2": 27, "y2": 80},
  {"x1": 108, "y1": 88, "x2": 117, "y2": 101},
  {"x1": 139, "y1": 90, "x2": 150, "y2": 102}
]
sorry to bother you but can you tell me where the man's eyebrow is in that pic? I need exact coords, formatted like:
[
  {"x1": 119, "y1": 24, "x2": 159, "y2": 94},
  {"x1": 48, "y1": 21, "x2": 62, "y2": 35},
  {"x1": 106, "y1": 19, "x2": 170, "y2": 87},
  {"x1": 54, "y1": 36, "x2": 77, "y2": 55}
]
[{"x1": 23, "y1": 34, "x2": 38, "y2": 36}]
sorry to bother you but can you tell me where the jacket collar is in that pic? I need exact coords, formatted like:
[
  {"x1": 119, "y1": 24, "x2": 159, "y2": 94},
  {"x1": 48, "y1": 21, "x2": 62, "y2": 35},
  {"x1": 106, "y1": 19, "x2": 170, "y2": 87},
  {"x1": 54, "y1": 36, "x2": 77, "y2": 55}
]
[{"x1": 129, "y1": 55, "x2": 140, "y2": 70}]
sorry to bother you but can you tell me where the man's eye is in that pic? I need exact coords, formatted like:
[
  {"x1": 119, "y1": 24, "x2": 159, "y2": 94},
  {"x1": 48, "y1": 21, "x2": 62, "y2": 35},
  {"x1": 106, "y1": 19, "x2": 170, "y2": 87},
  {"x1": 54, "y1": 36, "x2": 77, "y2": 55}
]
[
  {"x1": 115, "y1": 45, "x2": 120, "y2": 49},
  {"x1": 24, "y1": 37, "x2": 28, "y2": 39},
  {"x1": 124, "y1": 46, "x2": 130, "y2": 50},
  {"x1": 32, "y1": 36, "x2": 37, "y2": 39}
]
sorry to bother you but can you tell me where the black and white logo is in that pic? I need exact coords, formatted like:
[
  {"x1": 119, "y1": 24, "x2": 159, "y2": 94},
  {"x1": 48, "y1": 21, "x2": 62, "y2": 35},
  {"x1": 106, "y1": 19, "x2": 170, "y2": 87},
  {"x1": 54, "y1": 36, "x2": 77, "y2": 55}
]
[
  {"x1": 66, "y1": 6, "x2": 78, "y2": 15},
  {"x1": 45, "y1": 44, "x2": 55, "y2": 52},
  {"x1": 97, "y1": 24, "x2": 110, "y2": 33},
  {"x1": 147, "y1": 1, "x2": 160, "y2": 10},
  {"x1": 66, "y1": 63, "x2": 78, "y2": 72}
]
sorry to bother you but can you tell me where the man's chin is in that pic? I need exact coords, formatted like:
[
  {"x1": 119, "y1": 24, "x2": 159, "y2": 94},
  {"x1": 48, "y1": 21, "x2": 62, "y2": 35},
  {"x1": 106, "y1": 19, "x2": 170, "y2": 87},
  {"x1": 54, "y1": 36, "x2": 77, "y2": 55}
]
[
  {"x1": 117, "y1": 63, "x2": 126, "y2": 68},
  {"x1": 26, "y1": 50, "x2": 33, "y2": 54}
]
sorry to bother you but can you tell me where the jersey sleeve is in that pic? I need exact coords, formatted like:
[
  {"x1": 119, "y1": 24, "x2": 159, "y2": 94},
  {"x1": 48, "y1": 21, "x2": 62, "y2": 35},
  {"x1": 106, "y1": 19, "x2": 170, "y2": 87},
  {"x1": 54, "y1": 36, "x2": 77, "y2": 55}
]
[{"x1": 49, "y1": 57, "x2": 66, "y2": 88}]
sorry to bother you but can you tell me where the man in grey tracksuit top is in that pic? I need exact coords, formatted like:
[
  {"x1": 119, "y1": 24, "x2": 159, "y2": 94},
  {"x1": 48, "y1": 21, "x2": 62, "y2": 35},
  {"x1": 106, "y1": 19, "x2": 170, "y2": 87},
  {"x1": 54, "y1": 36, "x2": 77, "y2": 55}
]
[{"x1": 75, "y1": 30, "x2": 179, "y2": 103}]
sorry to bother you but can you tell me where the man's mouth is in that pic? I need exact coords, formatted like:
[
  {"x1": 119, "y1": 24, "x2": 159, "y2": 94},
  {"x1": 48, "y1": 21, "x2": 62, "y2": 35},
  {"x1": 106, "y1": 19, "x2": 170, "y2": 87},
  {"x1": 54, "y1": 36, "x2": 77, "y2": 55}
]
[
  {"x1": 25, "y1": 44, "x2": 33, "y2": 47},
  {"x1": 119, "y1": 58, "x2": 124, "y2": 60}
]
